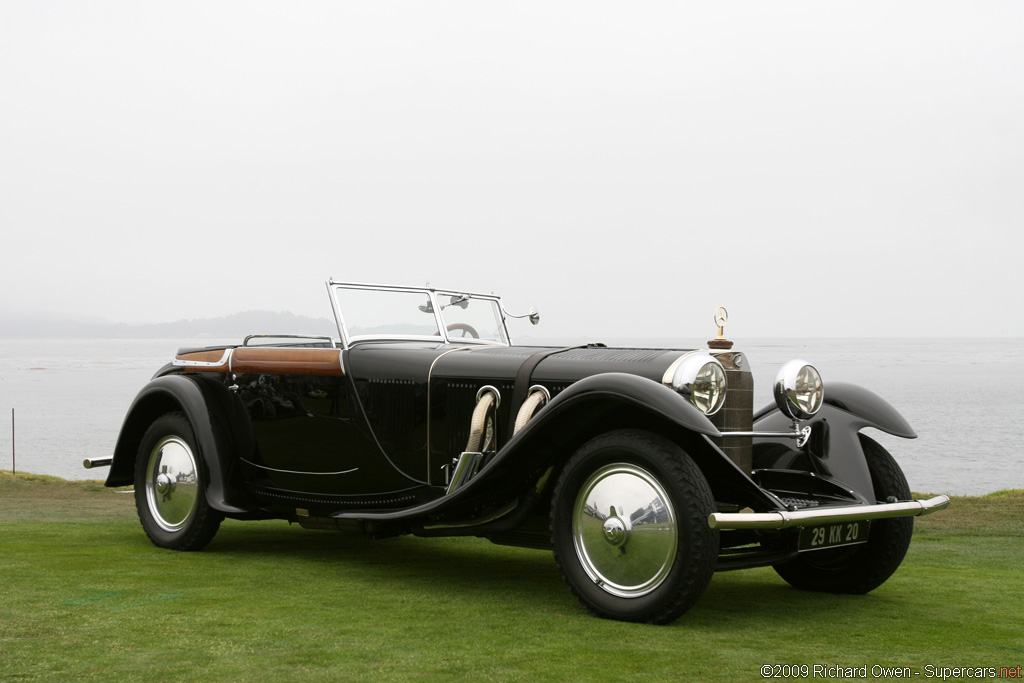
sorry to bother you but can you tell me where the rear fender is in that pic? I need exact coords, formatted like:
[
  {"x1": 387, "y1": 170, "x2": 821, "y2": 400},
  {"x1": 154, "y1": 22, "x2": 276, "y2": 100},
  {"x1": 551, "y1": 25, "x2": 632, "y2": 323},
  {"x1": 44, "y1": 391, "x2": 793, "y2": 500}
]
[
  {"x1": 108, "y1": 374, "x2": 255, "y2": 515},
  {"x1": 753, "y1": 381, "x2": 916, "y2": 500}
]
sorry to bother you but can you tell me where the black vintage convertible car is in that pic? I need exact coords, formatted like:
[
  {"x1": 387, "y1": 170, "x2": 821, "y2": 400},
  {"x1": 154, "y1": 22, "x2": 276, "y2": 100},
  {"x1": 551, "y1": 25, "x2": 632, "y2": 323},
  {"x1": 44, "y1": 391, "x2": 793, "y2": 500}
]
[{"x1": 89, "y1": 281, "x2": 948, "y2": 624}]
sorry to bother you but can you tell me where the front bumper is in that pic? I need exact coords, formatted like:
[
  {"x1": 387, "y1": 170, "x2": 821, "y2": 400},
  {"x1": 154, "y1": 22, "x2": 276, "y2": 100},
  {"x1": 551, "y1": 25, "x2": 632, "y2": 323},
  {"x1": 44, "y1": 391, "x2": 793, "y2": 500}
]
[{"x1": 708, "y1": 494, "x2": 950, "y2": 530}]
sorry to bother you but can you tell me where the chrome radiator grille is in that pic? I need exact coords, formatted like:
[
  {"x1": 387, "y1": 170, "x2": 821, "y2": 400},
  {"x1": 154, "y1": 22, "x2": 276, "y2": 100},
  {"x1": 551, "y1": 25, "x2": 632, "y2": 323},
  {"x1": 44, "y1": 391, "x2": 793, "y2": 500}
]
[{"x1": 709, "y1": 357, "x2": 754, "y2": 473}]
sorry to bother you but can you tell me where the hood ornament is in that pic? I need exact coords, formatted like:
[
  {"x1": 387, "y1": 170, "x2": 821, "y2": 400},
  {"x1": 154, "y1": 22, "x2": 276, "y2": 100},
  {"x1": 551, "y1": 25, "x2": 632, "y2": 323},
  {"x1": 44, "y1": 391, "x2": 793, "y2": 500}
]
[{"x1": 708, "y1": 306, "x2": 733, "y2": 350}]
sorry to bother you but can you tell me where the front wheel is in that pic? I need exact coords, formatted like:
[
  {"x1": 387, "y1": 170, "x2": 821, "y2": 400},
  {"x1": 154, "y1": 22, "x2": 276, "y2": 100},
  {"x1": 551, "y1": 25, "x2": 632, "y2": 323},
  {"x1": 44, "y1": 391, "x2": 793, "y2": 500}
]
[
  {"x1": 772, "y1": 434, "x2": 913, "y2": 593},
  {"x1": 550, "y1": 430, "x2": 718, "y2": 624},
  {"x1": 134, "y1": 412, "x2": 222, "y2": 551}
]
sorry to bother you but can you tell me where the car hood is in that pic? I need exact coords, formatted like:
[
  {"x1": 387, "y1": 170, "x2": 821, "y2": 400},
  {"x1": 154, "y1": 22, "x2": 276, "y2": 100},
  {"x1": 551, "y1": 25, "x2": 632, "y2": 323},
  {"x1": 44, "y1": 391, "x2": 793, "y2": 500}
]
[
  {"x1": 431, "y1": 344, "x2": 690, "y2": 385},
  {"x1": 343, "y1": 341, "x2": 694, "y2": 388}
]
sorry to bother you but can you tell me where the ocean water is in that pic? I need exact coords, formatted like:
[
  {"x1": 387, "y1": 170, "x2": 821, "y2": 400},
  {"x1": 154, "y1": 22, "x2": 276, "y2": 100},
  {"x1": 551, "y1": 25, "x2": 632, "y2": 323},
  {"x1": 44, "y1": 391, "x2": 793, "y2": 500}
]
[{"x1": 1, "y1": 337, "x2": 1021, "y2": 496}]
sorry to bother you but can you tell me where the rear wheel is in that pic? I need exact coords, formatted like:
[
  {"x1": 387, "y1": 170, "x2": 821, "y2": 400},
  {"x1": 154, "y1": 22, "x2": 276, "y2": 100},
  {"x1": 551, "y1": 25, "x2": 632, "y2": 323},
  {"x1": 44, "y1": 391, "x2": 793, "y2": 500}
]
[
  {"x1": 134, "y1": 412, "x2": 222, "y2": 551},
  {"x1": 773, "y1": 434, "x2": 913, "y2": 593},
  {"x1": 550, "y1": 430, "x2": 718, "y2": 624}
]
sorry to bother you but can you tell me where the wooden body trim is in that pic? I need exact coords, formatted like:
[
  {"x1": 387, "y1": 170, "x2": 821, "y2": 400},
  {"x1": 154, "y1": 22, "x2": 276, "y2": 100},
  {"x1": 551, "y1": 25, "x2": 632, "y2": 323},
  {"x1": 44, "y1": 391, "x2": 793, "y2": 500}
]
[
  {"x1": 174, "y1": 347, "x2": 344, "y2": 376},
  {"x1": 233, "y1": 348, "x2": 344, "y2": 375}
]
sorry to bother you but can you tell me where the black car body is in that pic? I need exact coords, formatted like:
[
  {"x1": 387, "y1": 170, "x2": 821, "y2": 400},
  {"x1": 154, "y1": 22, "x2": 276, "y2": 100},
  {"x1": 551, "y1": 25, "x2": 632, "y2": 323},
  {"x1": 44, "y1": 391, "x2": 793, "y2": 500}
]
[{"x1": 94, "y1": 281, "x2": 949, "y2": 624}]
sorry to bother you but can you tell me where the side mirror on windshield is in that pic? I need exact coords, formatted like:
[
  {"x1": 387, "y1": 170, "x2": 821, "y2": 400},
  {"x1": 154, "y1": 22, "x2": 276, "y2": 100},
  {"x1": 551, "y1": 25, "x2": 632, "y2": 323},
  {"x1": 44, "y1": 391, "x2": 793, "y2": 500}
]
[{"x1": 504, "y1": 306, "x2": 540, "y2": 325}]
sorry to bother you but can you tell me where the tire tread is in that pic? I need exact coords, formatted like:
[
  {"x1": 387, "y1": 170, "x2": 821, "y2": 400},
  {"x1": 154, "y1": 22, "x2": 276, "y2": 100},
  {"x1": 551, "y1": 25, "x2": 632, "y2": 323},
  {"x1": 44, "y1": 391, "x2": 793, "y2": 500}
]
[
  {"x1": 772, "y1": 434, "x2": 913, "y2": 594},
  {"x1": 134, "y1": 412, "x2": 223, "y2": 551},
  {"x1": 550, "y1": 429, "x2": 718, "y2": 624}
]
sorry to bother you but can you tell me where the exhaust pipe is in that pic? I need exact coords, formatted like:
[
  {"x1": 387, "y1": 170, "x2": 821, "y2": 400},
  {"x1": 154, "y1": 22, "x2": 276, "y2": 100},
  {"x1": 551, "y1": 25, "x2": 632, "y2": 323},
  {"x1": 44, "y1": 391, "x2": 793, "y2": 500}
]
[
  {"x1": 446, "y1": 452, "x2": 482, "y2": 495},
  {"x1": 83, "y1": 458, "x2": 112, "y2": 470}
]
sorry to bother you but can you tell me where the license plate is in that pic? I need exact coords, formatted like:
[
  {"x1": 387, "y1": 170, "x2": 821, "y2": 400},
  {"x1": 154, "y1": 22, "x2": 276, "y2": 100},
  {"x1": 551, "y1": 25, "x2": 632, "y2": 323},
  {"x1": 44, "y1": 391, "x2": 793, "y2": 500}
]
[{"x1": 798, "y1": 520, "x2": 870, "y2": 552}]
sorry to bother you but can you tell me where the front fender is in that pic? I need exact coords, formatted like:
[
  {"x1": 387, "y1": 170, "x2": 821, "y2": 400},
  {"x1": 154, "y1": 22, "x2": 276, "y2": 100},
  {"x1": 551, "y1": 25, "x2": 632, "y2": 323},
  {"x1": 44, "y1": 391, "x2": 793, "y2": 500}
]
[
  {"x1": 530, "y1": 372, "x2": 724, "y2": 437},
  {"x1": 108, "y1": 374, "x2": 254, "y2": 515},
  {"x1": 471, "y1": 373, "x2": 724, "y2": 502},
  {"x1": 340, "y1": 373, "x2": 779, "y2": 524},
  {"x1": 753, "y1": 381, "x2": 916, "y2": 500}
]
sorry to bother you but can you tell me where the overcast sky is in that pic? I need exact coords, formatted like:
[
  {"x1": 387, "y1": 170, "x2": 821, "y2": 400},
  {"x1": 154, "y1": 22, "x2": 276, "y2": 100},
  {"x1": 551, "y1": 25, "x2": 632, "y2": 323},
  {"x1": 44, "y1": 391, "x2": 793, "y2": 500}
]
[{"x1": 1, "y1": 2, "x2": 1021, "y2": 340}]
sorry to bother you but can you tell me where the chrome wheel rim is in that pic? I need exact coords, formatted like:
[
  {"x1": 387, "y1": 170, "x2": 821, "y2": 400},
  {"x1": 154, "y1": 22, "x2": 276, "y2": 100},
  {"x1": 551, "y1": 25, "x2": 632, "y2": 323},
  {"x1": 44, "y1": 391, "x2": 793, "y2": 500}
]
[
  {"x1": 145, "y1": 436, "x2": 199, "y2": 532},
  {"x1": 571, "y1": 463, "x2": 678, "y2": 598}
]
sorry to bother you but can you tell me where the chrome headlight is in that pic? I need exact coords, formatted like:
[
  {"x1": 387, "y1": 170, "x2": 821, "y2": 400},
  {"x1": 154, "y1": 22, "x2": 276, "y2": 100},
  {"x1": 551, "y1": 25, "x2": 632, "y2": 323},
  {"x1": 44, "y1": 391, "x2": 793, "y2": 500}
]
[
  {"x1": 671, "y1": 354, "x2": 727, "y2": 415},
  {"x1": 774, "y1": 360, "x2": 823, "y2": 420}
]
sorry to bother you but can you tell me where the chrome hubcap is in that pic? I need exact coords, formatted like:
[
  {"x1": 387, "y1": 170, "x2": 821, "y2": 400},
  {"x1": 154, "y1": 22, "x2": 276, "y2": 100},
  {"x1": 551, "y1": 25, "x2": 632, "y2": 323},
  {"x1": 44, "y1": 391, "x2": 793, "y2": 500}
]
[
  {"x1": 145, "y1": 436, "x2": 199, "y2": 532},
  {"x1": 602, "y1": 511, "x2": 630, "y2": 547},
  {"x1": 572, "y1": 463, "x2": 678, "y2": 598},
  {"x1": 155, "y1": 472, "x2": 175, "y2": 496}
]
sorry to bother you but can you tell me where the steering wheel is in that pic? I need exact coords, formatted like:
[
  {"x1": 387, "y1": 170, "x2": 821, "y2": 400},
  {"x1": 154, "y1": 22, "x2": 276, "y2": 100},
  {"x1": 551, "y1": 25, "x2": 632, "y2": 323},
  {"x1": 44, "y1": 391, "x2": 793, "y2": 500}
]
[{"x1": 446, "y1": 322, "x2": 479, "y2": 339}]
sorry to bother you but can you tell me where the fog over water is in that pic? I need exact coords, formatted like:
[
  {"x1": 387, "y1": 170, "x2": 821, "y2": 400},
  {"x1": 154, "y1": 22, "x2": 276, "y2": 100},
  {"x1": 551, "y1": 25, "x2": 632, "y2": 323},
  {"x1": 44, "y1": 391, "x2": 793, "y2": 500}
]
[
  {"x1": 1, "y1": 2, "x2": 1022, "y2": 339},
  {"x1": 1, "y1": 337, "x2": 1020, "y2": 496}
]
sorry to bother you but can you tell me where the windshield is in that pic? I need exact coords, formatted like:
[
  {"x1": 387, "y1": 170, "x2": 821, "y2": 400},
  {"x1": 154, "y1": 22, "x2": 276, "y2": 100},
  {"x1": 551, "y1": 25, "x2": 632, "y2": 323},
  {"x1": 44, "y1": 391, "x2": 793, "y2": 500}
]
[
  {"x1": 332, "y1": 285, "x2": 509, "y2": 345},
  {"x1": 335, "y1": 288, "x2": 439, "y2": 338},
  {"x1": 435, "y1": 292, "x2": 508, "y2": 343}
]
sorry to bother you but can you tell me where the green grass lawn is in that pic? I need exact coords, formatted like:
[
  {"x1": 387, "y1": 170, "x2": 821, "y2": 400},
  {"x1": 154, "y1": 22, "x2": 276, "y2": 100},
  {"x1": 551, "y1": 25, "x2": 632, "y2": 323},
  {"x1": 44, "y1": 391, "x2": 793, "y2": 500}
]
[{"x1": 1, "y1": 471, "x2": 1022, "y2": 682}]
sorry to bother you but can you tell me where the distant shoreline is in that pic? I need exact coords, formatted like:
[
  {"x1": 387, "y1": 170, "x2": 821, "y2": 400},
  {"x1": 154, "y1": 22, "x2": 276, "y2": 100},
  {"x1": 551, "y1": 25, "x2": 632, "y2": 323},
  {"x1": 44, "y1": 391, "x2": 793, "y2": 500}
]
[
  {"x1": 0, "y1": 310, "x2": 337, "y2": 340},
  {"x1": 3, "y1": 311, "x2": 1023, "y2": 342}
]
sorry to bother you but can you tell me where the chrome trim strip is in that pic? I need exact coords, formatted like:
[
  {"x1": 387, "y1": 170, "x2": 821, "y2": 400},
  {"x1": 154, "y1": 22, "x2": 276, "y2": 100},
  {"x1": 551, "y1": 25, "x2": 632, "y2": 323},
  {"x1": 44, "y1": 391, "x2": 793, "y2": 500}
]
[
  {"x1": 708, "y1": 494, "x2": 951, "y2": 530},
  {"x1": 427, "y1": 289, "x2": 447, "y2": 343},
  {"x1": 239, "y1": 458, "x2": 359, "y2": 476},
  {"x1": 721, "y1": 425, "x2": 812, "y2": 447},
  {"x1": 345, "y1": 334, "x2": 505, "y2": 345},
  {"x1": 721, "y1": 429, "x2": 803, "y2": 438},
  {"x1": 425, "y1": 346, "x2": 474, "y2": 485},
  {"x1": 326, "y1": 279, "x2": 349, "y2": 348},
  {"x1": 328, "y1": 279, "x2": 504, "y2": 301},
  {"x1": 172, "y1": 348, "x2": 232, "y2": 368},
  {"x1": 243, "y1": 334, "x2": 336, "y2": 348}
]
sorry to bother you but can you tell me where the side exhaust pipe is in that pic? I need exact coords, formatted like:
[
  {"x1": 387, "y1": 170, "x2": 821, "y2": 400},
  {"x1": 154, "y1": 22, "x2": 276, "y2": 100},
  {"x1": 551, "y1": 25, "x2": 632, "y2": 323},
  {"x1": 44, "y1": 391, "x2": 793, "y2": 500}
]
[{"x1": 446, "y1": 452, "x2": 483, "y2": 495}]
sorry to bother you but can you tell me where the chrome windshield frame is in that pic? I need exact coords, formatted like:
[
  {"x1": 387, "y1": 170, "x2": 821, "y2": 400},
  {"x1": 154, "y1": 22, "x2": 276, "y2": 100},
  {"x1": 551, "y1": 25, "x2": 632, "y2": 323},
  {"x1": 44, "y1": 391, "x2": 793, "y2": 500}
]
[{"x1": 326, "y1": 280, "x2": 511, "y2": 349}]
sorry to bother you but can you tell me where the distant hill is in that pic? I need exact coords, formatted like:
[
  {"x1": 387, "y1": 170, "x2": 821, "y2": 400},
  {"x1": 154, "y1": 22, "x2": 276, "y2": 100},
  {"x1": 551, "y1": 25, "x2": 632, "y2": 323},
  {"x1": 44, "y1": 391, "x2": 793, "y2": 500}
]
[{"x1": 0, "y1": 310, "x2": 338, "y2": 340}]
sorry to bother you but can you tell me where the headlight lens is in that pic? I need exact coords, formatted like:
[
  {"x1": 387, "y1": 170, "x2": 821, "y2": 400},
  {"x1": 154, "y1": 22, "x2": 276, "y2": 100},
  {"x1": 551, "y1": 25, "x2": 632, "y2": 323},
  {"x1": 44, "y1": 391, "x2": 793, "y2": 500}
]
[
  {"x1": 774, "y1": 360, "x2": 823, "y2": 420},
  {"x1": 672, "y1": 354, "x2": 727, "y2": 415}
]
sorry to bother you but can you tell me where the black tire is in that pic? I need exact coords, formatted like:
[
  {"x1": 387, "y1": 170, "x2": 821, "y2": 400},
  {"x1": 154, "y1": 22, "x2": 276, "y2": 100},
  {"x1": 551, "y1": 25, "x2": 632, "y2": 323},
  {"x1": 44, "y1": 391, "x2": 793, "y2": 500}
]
[
  {"x1": 773, "y1": 434, "x2": 913, "y2": 593},
  {"x1": 134, "y1": 412, "x2": 223, "y2": 551},
  {"x1": 550, "y1": 429, "x2": 718, "y2": 624}
]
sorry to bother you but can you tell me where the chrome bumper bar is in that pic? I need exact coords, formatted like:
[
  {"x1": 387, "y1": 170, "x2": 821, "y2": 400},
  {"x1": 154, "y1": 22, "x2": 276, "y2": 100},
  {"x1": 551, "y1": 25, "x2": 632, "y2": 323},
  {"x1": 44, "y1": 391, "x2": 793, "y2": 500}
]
[{"x1": 708, "y1": 495, "x2": 950, "y2": 530}]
